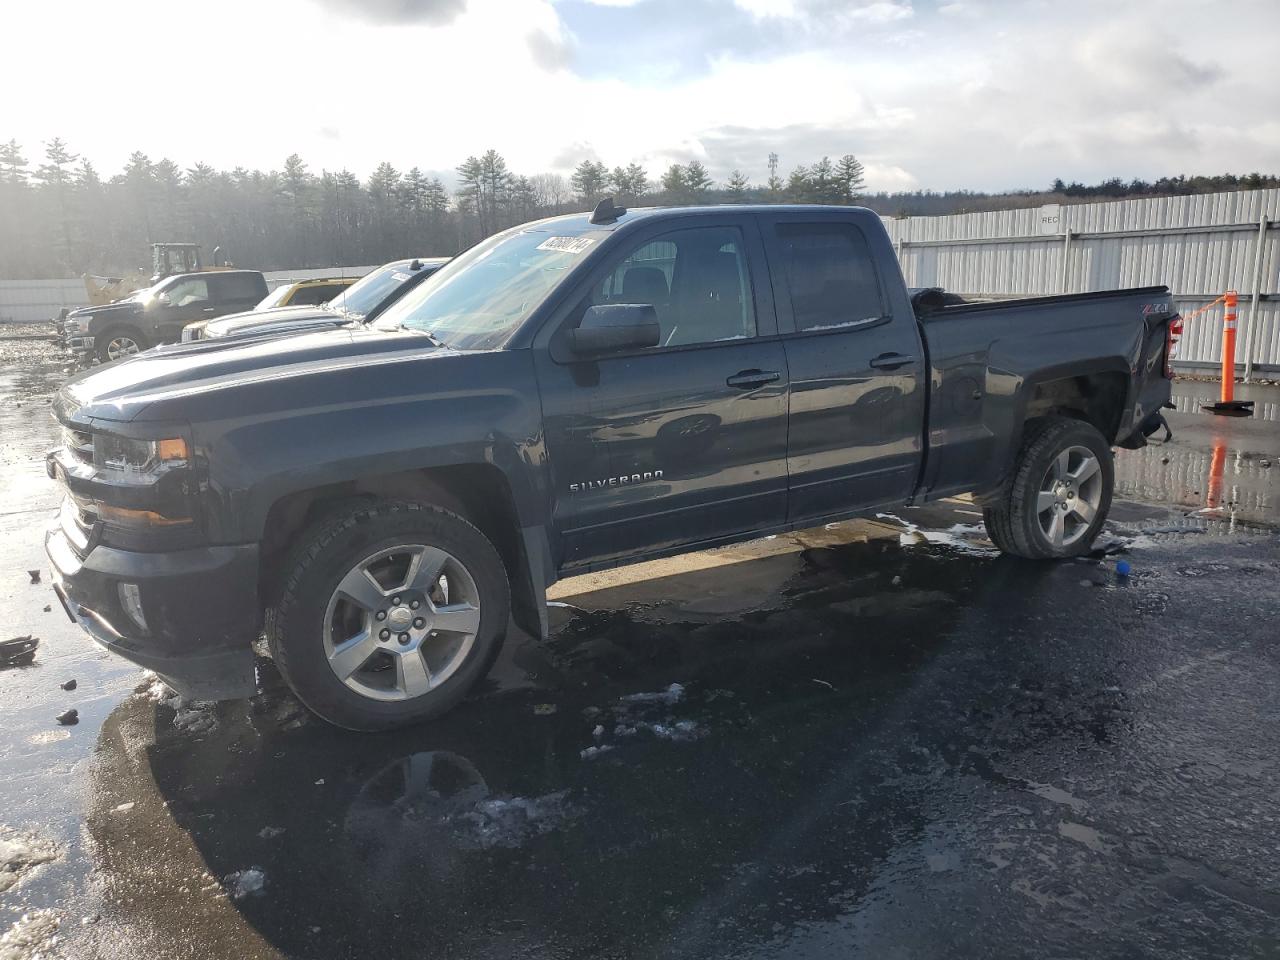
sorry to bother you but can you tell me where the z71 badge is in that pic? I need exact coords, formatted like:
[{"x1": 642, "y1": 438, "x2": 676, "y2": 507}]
[{"x1": 570, "y1": 470, "x2": 663, "y2": 493}]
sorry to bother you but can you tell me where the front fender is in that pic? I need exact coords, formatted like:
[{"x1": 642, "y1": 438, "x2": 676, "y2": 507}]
[{"x1": 189, "y1": 351, "x2": 549, "y2": 545}]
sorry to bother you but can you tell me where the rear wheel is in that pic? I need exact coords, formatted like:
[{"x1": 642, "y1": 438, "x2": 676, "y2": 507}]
[
  {"x1": 268, "y1": 500, "x2": 510, "y2": 730},
  {"x1": 983, "y1": 417, "x2": 1113, "y2": 559},
  {"x1": 96, "y1": 327, "x2": 148, "y2": 363}
]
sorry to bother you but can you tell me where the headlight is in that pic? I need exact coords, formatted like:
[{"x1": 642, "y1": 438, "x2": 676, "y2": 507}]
[
  {"x1": 66, "y1": 317, "x2": 87, "y2": 333},
  {"x1": 95, "y1": 434, "x2": 190, "y2": 482}
]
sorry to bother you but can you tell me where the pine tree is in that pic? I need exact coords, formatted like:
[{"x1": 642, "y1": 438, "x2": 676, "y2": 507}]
[
  {"x1": 660, "y1": 164, "x2": 687, "y2": 199},
  {"x1": 0, "y1": 139, "x2": 28, "y2": 186},
  {"x1": 35, "y1": 138, "x2": 78, "y2": 266},
  {"x1": 725, "y1": 170, "x2": 749, "y2": 202},
  {"x1": 836, "y1": 154, "x2": 865, "y2": 201},
  {"x1": 786, "y1": 165, "x2": 812, "y2": 202},
  {"x1": 570, "y1": 159, "x2": 608, "y2": 204},
  {"x1": 684, "y1": 160, "x2": 713, "y2": 199}
]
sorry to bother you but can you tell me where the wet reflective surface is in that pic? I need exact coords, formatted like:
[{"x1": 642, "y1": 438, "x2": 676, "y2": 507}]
[{"x1": 2, "y1": 345, "x2": 1278, "y2": 959}]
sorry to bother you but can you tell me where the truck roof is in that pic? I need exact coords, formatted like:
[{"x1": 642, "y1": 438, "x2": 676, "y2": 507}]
[{"x1": 521, "y1": 203, "x2": 879, "y2": 233}]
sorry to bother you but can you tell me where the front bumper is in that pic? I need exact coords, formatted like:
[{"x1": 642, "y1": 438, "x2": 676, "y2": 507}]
[{"x1": 45, "y1": 519, "x2": 260, "y2": 701}]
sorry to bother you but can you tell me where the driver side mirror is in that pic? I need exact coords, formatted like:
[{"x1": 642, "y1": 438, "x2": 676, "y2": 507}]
[
  {"x1": 569, "y1": 304, "x2": 660, "y2": 356},
  {"x1": 154, "y1": 292, "x2": 171, "y2": 307}
]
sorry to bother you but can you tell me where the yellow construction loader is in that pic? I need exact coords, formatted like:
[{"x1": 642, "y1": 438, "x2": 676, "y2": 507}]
[{"x1": 82, "y1": 242, "x2": 232, "y2": 306}]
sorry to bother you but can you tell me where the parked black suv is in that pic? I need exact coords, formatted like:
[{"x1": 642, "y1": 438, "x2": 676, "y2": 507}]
[
  {"x1": 62, "y1": 269, "x2": 268, "y2": 362},
  {"x1": 45, "y1": 203, "x2": 1176, "y2": 731}
]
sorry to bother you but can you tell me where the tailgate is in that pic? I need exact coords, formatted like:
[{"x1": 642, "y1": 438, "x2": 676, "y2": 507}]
[{"x1": 1120, "y1": 302, "x2": 1176, "y2": 447}]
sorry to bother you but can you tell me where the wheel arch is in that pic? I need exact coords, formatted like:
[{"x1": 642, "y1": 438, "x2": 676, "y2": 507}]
[{"x1": 258, "y1": 465, "x2": 551, "y2": 642}]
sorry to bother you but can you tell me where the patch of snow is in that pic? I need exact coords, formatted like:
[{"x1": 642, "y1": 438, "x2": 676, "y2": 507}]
[
  {"x1": 257, "y1": 826, "x2": 285, "y2": 840},
  {"x1": 452, "y1": 791, "x2": 580, "y2": 849},
  {"x1": 0, "y1": 910, "x2": 60, "y2": 960},
  {"x1": 875, "y1": 513, "x2": 997, "y2": 557},
  {"x1": 580, "y1": 744, "x2": 614, "y2": 760},
  {"x1": 171, "y1": 700, "x2": 216, "y2": 734},
  {"x1": 138, "y1": 674, "x2": 217, "y2": 734},
  {"x1": 0, "y1": 831, "x2": 60, "y2": 895},
  {"x1": 112, "y1": 802, "x2": 135, "y2": 814},
  {"x1": 644, "y1": 720, "x2": 704, "y2": 741},
  {"x1": 224, "y1": 867, "x2": 267, "y2": 900},
  {"x1": 620, "y1": 682, "x2": 685, "y2": 705}
]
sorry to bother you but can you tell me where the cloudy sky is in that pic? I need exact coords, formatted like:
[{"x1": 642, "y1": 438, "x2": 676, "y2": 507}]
[{"x1": 6, "y1": 0, "x2": 1278, "y2": 192}]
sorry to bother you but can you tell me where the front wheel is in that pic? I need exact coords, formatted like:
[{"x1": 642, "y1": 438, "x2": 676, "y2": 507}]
[
  {"x1": 983, "y1": 417, "x2": 1113, "y2": 559},
  {"x1": 268, "y1": 500, "x2": 510, "y2": 730},
  {"x1": 96, "y1": 327, "x2": 148, "y2": 363}
]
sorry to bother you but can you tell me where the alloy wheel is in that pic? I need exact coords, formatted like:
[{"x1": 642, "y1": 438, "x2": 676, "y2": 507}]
[
  {"x1": 1036, "y1": 445, "x2": 1103, "y2": 548},
  {"x1": 322, "y1": 544, "x2": 481, "y2": 702}
]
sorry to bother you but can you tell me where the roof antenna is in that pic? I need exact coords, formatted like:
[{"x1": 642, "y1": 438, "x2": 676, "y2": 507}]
[{"x1": 589, "y1": 197, "x2": 626, "y2": 225}]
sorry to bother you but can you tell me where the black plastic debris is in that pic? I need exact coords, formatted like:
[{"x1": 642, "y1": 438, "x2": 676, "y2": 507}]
[
  {"x1": 1, "y1": 635, "x2": 39, "y2": 667},
  {"x1": 61, "y1": 679, "x2": 77, "y2": 691},
  {"x1": 56, "y1": 709, "x2": 79, "y2": 726},
  {"x1": 1089, "y1": 537, "x2": 1131, "y2": 558},
  {"x1": 27, "y1": 570, "x2": 41, "y2": 584}
]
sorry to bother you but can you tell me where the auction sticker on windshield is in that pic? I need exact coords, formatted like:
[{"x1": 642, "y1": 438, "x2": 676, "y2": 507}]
[{"x1": 536, "y1": 237, "x2": 595, "y2": 254}]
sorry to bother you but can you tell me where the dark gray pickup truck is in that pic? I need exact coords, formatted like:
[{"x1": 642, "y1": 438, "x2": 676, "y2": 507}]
[
  {"x1": 44, "y1": 202, "x2": 1177, "y2": 730},
  {"x1": 62, "y1": 269, "x2": 269, "y2": 363}
]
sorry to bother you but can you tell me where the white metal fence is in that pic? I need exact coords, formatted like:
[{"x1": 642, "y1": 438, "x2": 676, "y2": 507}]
[
  {"x1": 0, "y1": 267, "x2": 377, "y2": 325},
  {"x1": 884, "y1": 188, "x2": 1280, "y2": 376}
]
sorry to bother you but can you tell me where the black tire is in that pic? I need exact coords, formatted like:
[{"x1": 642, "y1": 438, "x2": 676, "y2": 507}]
[
  {"x1": 983, "y1": 416, "x2": 1113, "y2": 559},
  {"x1": 96, "y1": 326, "x2": 148, "y2": 364},
  {"x1": 267, "y1": 499, "x2": 510, "y2": 731}
]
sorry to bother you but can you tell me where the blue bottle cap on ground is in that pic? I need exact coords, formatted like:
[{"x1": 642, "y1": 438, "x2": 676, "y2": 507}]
[{"x1": 1116, "y1": 560, "x2": 1131, "y2": 576}]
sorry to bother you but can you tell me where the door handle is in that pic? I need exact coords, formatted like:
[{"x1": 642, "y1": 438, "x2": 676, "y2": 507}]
[
  {"x1": 202, "y1": 307, "x2": 216, "y2": 313},
  {"x1": 869, "y1": 353, "x2": 917, "y2": 370},
  {"x1": 726, "y1": 369, "x2": 781, "y2": 389}
]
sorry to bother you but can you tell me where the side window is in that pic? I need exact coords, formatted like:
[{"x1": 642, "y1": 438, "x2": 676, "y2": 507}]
[
  {"x1": 776, "y1": 223, "x2": 884, "y2": 332},
  {"x1": 213, "y1": 273, "x2": 266, "y2": 302},
  {"x1": 588, "y1": 226, "x2": 754, "y2": 347},
  {"x1": 290, "y1": 285, "x2": 333, "y2": 306},
  {"x1": 165, "y1": 278, "x2": 209, "y2": 307}
]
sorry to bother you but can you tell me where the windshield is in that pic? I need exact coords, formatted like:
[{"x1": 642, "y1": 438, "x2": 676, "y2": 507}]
[
  {"x1": 328, "y1": 264, "x2": 421, "y2": 319},
  {"x1": 125, "y1": 277, "x2": 172, "y2": 304},
  {"x1": 374, "y1": 227, "x2": 597, "y2": 350}
]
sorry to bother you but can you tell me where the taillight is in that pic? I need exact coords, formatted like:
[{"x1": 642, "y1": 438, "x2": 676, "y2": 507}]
[{"x1": 1165, "y1": 315, "x2": 1182, "y2": 378}]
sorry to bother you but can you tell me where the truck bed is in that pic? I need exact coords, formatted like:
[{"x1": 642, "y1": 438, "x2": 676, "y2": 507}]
[{"x1": 912, "y1": 285, "x2": 1175, "y2": 503}]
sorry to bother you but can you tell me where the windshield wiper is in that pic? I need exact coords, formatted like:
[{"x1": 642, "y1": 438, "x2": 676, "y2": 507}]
[{"x1": 403, "y1": 326, "x2": 447, "y2": 348}]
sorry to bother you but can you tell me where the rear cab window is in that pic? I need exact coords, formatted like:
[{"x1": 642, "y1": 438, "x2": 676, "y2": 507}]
[
  {"x1": 774, "y1": 222, "x2": 885, "y2": 333},
  {"x1": 212, "y1": 272, "x2": 268, "y2": 303}
]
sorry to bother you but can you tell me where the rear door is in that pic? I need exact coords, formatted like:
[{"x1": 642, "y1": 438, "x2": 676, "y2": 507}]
[
  {"x1": 759, "y1": 211, "x2": 925, "y2": 522},
  {"x1": 535, "y1": 216, "x2": 790, "y2": 570}
]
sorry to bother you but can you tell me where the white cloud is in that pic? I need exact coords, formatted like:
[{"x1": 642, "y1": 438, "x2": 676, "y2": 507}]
[
  {"x1": 3, "y1": 0, "x2": 1277, "y2": 195},
  {"x1": 732, "y1": 0, "x2": 800, "y2": 18}
]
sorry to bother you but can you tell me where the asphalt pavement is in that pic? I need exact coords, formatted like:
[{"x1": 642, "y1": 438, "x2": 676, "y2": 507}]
[{"x1": 2, "y1": 342, "x2": 1278, "y2": 959}]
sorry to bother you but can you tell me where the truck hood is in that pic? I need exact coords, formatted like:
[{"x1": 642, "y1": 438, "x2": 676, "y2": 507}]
[
  {"x1": 56, "y1": 326, "x2": 450, "y2": 423},
  {"x1": 204, "y1": 305, "x2": 343, "y2": 339},
  {"x1": 69, "y1": 300, "x2": 141, "y2": 321}
]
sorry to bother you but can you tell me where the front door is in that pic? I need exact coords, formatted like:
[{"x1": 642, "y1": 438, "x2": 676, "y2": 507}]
[
  {"x1": 152, "y1": 276, "x2": 215, "y2": 343},
  {"x1": 536, "y1": 218, "x2": 790, "y2": 571},
  {"x1": 759, "y1": 213, "x2": 926, "y2": 522}
]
